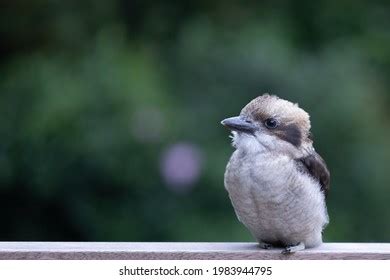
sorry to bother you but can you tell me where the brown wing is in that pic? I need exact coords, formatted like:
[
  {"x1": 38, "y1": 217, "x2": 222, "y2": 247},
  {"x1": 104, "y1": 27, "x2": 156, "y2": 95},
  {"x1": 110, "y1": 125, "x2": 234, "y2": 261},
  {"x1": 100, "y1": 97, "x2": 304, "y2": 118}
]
[{"x1": 297, "y1": 152, "x2": 330, "y2": 198}]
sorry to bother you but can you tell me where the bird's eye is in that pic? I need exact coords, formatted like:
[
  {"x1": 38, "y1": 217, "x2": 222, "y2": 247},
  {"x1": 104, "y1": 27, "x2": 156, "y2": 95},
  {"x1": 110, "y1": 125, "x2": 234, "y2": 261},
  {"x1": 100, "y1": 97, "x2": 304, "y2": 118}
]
[{"x1": 264, "y1": 118, "x2": 279, "y2": 129}]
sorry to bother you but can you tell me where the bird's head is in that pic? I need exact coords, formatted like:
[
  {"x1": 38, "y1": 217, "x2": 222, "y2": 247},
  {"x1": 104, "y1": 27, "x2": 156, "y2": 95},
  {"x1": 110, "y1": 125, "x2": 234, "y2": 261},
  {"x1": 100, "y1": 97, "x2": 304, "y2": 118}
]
[{"x1": 221, "y1": 94, "x2": 312, "y2": 156}]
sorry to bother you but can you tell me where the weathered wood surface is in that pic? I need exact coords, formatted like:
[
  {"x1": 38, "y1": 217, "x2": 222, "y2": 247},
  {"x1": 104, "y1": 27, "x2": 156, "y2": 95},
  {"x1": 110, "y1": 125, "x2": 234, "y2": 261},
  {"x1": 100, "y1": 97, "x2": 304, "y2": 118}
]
[{"x1": 0, "y1": 242, "x2": 389, "y2": 260}]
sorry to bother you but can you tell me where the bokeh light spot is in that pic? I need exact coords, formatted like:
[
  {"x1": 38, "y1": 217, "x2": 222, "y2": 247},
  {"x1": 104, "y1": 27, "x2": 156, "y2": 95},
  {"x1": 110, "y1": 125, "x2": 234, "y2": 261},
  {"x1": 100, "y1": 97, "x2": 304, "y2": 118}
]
[{"x1": 160, "y1": 142, "x2": 203, "y2": 193}]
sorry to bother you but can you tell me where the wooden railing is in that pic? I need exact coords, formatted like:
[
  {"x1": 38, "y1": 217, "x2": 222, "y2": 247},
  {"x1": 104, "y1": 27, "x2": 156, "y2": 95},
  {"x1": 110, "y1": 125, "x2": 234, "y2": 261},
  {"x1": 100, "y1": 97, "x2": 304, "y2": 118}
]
[{"x1": 0, "y1": 242, "x2": 389, "y2": 260}]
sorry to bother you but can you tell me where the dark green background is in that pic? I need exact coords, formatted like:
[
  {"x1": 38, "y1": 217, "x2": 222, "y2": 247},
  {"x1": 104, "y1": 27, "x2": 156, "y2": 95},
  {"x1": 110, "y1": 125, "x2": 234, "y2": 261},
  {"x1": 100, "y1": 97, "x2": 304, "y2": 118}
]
[{"x1": 1, "y1": 0, "x2": 389, "y2": 242}]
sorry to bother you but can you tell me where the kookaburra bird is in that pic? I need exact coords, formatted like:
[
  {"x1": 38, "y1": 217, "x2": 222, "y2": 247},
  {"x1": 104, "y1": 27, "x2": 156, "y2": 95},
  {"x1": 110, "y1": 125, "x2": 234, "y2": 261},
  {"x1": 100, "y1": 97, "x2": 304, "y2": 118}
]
[{"x1": 221, "y1": 94, "x2": 330, "y2": 254}]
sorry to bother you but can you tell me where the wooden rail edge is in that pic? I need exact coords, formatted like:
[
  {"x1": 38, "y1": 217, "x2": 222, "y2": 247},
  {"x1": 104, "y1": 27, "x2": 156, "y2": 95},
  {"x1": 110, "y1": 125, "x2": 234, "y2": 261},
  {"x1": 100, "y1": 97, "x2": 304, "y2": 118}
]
[{"x1": 0, "y1": 242, "x2": 389, "y2": 260}]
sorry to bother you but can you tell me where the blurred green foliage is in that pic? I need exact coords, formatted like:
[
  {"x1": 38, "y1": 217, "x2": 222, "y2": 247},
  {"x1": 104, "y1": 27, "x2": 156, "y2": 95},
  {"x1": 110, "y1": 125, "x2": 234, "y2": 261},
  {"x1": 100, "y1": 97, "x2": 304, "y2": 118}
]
[{"x1": 0, "y1": 0, "x2": 389, "y2": 242}]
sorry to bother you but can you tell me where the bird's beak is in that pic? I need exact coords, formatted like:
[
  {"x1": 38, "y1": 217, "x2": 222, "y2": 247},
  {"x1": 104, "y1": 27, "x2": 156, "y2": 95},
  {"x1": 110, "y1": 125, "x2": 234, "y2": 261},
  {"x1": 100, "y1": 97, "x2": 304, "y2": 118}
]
[{"x1": 221, "y1": 116, "x2": 256, "y2": 133}]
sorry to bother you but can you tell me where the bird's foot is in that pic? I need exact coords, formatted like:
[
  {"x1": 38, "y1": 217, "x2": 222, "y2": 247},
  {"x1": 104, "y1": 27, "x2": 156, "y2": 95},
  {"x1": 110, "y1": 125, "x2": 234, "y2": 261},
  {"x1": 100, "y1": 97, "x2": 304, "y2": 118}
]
[
  {"x1": 282, "y1": 242, "x2": 305, "y2": 254},
  {"x1": 258, "y1": 241, "x2": 274, "y2": 250}
]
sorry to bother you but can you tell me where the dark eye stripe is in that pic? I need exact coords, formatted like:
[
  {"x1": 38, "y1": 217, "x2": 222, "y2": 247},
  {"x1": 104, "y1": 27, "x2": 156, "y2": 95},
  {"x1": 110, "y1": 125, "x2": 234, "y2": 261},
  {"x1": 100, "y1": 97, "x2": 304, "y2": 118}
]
[
  {"x1": 249, "y1": 111, "x2": 303, "y2": 147},
  {"x1": 274, "y1": 124, "x2": 302, "y2": 147}
]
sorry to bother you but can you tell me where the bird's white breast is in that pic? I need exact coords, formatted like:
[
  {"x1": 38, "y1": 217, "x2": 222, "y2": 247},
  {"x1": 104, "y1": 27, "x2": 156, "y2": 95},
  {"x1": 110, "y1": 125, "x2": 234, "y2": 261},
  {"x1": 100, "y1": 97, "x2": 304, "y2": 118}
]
[{"x1": 224, "y1": 148, "x2": 328, "y2": 248}]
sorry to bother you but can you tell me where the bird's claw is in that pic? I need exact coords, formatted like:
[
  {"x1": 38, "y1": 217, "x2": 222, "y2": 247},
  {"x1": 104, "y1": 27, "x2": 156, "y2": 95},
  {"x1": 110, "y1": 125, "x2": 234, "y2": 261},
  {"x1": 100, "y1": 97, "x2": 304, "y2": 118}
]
[
  {"x1": 258, "y1": 241, "x2": 274, "y2": 250},
  {"x1": 282, "y1": 242, "x2": 305, "y2": 254}
]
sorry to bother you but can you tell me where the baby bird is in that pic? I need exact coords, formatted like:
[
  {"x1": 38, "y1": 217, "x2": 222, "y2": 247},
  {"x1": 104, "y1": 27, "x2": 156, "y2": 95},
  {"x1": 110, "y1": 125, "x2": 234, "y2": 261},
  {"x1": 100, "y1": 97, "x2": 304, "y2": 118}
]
[{"x1": 221, "y1": 94, "x2": 330, "y2": 254}]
